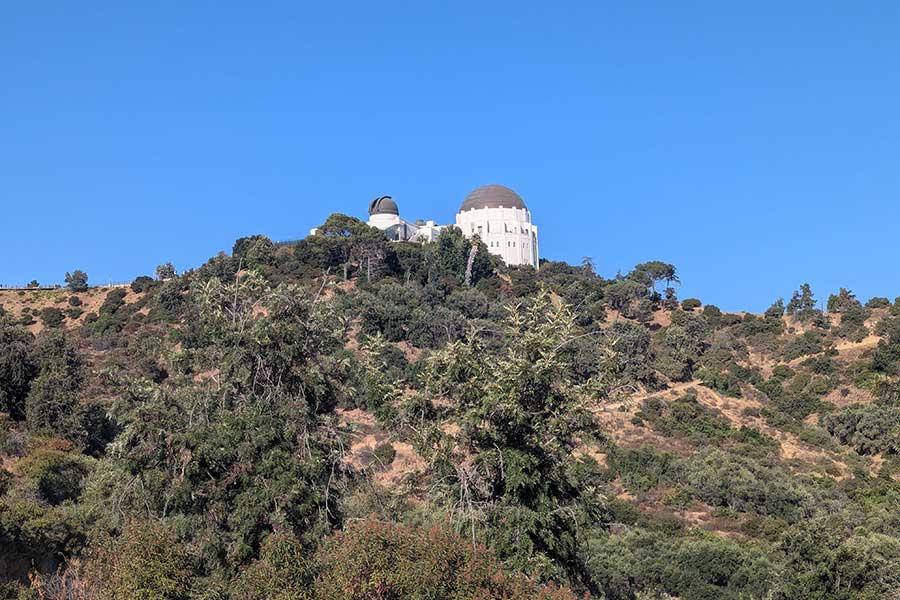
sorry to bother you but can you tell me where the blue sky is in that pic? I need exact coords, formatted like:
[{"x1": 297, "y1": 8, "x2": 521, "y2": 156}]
[{"x1": 2, "y1": 2, "x2": 899, "y2": 311}]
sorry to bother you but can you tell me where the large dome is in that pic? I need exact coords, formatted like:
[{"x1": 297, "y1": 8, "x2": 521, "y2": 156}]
[
  {"x1": 369, "y1": 196, "x2": 399, "y2": 216},
  {"x1": 460, "y1": 185, "x2": 526, "y2": 212}
]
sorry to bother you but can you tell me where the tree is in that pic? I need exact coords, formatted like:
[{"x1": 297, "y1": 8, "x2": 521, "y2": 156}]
[
  {"x1": 681, "y1": 298, "x2": 702, "y2": 311},
  {"x1": 866, "y1": 297, "x2": 892, "y2": 309},
  {"x1": 605, "y1": 279, "x2": 646, "y2": 315},
  {"x1": 400, "y1": 291, "x2": 609, "y2": 588},
  {"x1": 0, "y1": 315, "x2": 36, "y2": 420},
  {"x1": 311, "y1": 213, "x2": 392, "y2": 281},
  {"x1": 91, "y1": 272, "x2": 351, "y2": 573},
  {"x1": 765, "y1": 298, "x2": 786, "y2": 319},
  {"x1": 65, "y1": 270, "x2": 89, "y2": 292},
  {"x1": 581, "y1": 256, "x2": 596, "y2": 275},
  {"x1": 155, "y1": 262, "x2": 176, "y2": 281},
  {"x1": 130, "y1": 275, "x2": 155, "y2": 293},
  {"x1": 233, "y1": 234, "x2": 277, "y2": 269},
  {"x1": 664, "y1": 313, "x2": 708, "y2": 380},
  {"x1": 786, "y1": 283, "x2": 817, "y2": 320},
  {"x1": 827, "y1": 288, "x2": 861, "y2": 313},
  {"x1": 25, "y1": 330, "x2": 84, "y2": 436},
  {"x1": 425, "y1": 226, "x2": 493, "y2": 289},
  {"x1": 630, "y1": 262, "x2": 679, "y2": 296}
]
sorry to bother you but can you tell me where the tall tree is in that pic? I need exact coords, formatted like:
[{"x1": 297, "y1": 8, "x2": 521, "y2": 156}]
[
  {"x1": 0, "y1": 315, "x2": 36, "y2": 420},
  {"x1": 786, "y1": 283, "x2": 818, "y2": 320},
  {"x1": 65, "y1": 270, "x2": 89, "y2": 292},
  {"x1": 25, "y1": 330, "x2": 84, "y2": 436},
  {"x1": 89, "y1": 271, "x2": 352, "y2": 574},
  {"x1": 155, "y1": 262, "x2": 176, "y2": 281},
  {"x1": 827, "y1": 288, "x2": 861, "y2": 313},
  {"x1": 393, "y1": 291, "x2": 611, "y2": 589},
  {"x1": 630, "y1": 261, "x2": 678, "y2": 296}
]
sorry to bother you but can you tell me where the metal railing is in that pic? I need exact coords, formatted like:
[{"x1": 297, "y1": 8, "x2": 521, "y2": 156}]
[{"x1": 0, "y1": 281, "x2": 133, "y2": 291}]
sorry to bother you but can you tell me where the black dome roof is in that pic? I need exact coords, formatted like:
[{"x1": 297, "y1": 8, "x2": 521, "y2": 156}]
[
  {"x1": 369, "y1": 196, "x2": 399, "y2": 216},
  {"x1": 460, "y1": 185, "x2": 526, "y2": 212}
]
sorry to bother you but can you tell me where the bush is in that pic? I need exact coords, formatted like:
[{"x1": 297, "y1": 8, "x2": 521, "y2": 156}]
[
  {"x1": 681, "y1": 298, "x2": 702, "y2": 311},
  {"x1": 0, "y1": 469, "x2": 11, "y2": 496},
  {"x1": 682, "y1": 449, "x2": 809, "y2": 521},
  {"x1": 782, "y1": 331, "x2": 825, "y2": 361},
  {"x1": 131, "y1": 275, "x2": 155, "y2": 293},
  {"x1": 67, "y1": 295, "x2": 82, "y2": 307},
  {"x1": 17, "y1": 448, "x2": 92, "y2": 505},
  {"x1": 823, "y1": 404, "x2": 900, "y2": 455},
  {"x1": 314, "y1": 520, "x2": 580, "y2": 600},
  {"x1": 607, "y1": 445, "x2": 675, "y2": 494},
  {"x1": 373, "y1": 442, "x2": 397, "y2": 467},
  {"x1": 232, "y1": 533, "x2": 312, "y2": 600},
  {"x1": 39, "y1": 307, "x2": 65, "y2": 329},
  {"x1": 585, "y1": 528, "x2": 775, "y2": 600},
  {"x1": 85, "y1": 521, "x2": 193, "y2": 600},
  {"x1": 866, "y1": 297, "x2": 891, "y2": 309}
]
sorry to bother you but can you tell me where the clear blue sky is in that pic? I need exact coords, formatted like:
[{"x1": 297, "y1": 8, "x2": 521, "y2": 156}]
[{"x1": 3, "y1": 2, "x2": 899, "y2": 311}]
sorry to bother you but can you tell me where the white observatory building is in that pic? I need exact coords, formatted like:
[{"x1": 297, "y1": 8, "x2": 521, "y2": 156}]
[
  {"x1": 455, "y1": 185, "x2": 539, "y2": 269},
  {"x1": 366, "y1": 184, "x2": 539, "y2": 268}
]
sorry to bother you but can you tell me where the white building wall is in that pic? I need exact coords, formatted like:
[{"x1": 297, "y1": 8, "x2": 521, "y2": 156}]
[
  {"x1": 455, "y1": 206, "x2": 539, "y2": 268},
  {"x1": 367, "y1": 213, "x2": 402, "y2": 230}
]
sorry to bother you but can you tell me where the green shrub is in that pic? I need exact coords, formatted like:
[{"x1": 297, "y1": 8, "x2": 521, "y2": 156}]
[
  {"x1": 85, "y1": 521, "x2": 193, "y2": 600},
  {"x1": 782, "y1": 330, "x2": 825, "y2": 361},
  {"x1": 315, "y1": 520, "x2": 580, "y2": 600},
  {"x1": 866, "y1": 297, "x2": 891, "y2": 309},
  {"x1": 0, "y1": 469, "x2": 11, "y2": 496},
  {"x1": 373, "y1": 442, "x2": 397, "y2": 467},
  {"x1": 585, "y1": 528, "x2": 775, "y2": 600},
  {"x1": 39, "y1": 307, "x2": 65, "y2": 328},
  {"x1": 823, "y1": 404, "x2": 900, "y2": 454},
  {"x1": 17, "y1": 448, "x2": 92, "y2": 505},
  {"x1": 131, "y1": 275, "x2": 156, "y2": 293},
  {"x1": 232, "y1": 533, "x2": 312, "y2": 600},
  {"x1": 608, "y1": 445, "x2": 675, "y2": 494},
  {"x1": 681, "y1": 298, "x2": 702, "y2": 311}
]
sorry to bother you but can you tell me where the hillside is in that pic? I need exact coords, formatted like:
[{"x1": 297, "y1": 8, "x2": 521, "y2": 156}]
[{"x1": 2, "y1": 214, "x2": 900, "y2": 600}]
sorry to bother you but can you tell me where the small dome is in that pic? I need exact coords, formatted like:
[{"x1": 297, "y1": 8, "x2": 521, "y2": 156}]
[
  {"x1": 369, "y1": 196, "x2": 399, "y2": 216},
  {"x1": 460, "y1": 185, "x2": 526, "y2": 212}
]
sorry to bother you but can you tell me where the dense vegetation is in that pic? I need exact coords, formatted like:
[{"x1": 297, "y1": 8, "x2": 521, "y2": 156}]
[{"x1": 2, "y1": 213, "x2": 900, "y2": 599}]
